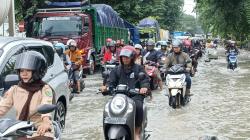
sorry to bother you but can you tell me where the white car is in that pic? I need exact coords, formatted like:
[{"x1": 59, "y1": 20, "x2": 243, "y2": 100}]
[{"x1": 0, "y1": 37, "x2": 70, "y2": 129}]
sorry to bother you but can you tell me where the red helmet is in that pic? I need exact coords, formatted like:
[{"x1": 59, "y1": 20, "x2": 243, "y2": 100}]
[{"x1": 120, "y1": 45, "x2": 136, "y2": 60}]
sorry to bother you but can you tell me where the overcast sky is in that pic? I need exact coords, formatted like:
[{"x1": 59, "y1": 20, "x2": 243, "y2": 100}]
[{"x1": 183, "y1": 0, "x2": 196, "y2": 17}]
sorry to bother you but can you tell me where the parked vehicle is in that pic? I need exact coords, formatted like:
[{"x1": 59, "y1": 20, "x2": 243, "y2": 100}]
[
  {"x1": 27, "y1": 3, "x2": 129, "y2": 74},
  {"x1": 0, "y1": 37, "x2": 70, "y2": 129}
]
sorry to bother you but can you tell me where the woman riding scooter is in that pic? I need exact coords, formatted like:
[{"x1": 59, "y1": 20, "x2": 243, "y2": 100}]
[{"x1": 0, "y1": 51, "x2": 54, "y2": 139}]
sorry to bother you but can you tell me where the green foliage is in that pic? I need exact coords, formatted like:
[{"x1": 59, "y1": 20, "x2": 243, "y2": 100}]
[
  {"x1": 15, "y1": 0, "x2": 184, "y2": 31},
  {"x1": 196, "y1": 0, "x2": 250, "y2": 39}
]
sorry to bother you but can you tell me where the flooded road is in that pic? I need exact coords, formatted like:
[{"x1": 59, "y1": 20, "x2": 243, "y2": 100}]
[{"x1": 62, "y1": 48, "x2": 250, "y2": 140}]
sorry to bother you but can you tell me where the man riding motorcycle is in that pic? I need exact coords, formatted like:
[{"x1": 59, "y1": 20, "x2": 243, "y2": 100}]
[
  {"x1": 101, "y1": 38, "x2": 113, "y2": 56},
  {"x1": 101, "y1": 45, "x2": 150, "y2": 140},
  {"x1": 165, "y1": 40, "x2": 193, "y2": 97},
  {"x1": 142, "y1": 39, "x2": 163, "y2": 90},
  {"x1": 225, "y1": 40, "x2": 239, "y2": 67},
  {"x1": 64, "y1": 40, "x2": 83, "y2": 93}
]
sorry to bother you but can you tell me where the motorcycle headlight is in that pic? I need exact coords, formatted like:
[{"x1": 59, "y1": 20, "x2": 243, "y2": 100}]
[{"x1": 110, "y1": 97, "x2": 127, "y2": 115}]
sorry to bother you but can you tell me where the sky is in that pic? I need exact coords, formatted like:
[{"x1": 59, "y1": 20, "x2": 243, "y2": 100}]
[{"x1": 183, "y1": 0, "x2": 196, "y2": 17}]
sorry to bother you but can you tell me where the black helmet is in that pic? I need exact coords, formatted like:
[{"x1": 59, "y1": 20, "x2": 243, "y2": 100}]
[{"x1": 15, "y1": 51, "x2": 48, "y2": 81}]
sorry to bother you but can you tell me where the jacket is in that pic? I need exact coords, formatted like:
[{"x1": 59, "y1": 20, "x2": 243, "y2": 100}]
[
  {"x1": 142, "y1": 49, "x2": 161, "y2": 63},
  {"x1": 108, "y1": 64, "x2": 150, "y2": 91},
  {"x1": 0, "y1": 84, "x2": 54, "y2": 137},
  {"x1": 165, "y1": 52, "x2": 192, "y2": 72},
  {"x1": 64, "y1": 49, "x2": 83, "y2": 66}
]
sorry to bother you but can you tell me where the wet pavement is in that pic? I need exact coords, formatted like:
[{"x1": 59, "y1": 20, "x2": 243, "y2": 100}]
[{"x1": 62, "y1": 48, "x2": 250, "y2": 140}]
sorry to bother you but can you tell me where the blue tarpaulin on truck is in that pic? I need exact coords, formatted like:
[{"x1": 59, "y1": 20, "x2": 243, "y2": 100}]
[
  {"x1": 45, "y1": 1, "x2": 88, "y2": 7},
  {"x1": 92, "y1": 4, "x2": 125, "y2": 28},
  {"x1": 138, "y1": 18, "x2": 159, "y2": 28},
  {"x1": 124, "y1": 20, "x2": 140, "y2": 44}
]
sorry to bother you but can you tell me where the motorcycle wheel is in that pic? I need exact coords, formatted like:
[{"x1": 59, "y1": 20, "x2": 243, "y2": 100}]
[
  {"x1": 150, "y1": 78, "x2": 158, "y2": 90},
  {"x1": 169, "y1": 96, "x2": 177, "y2": 109},
  {"x1": 109, "y1": 136, "x2": 126, "y2": 140},
  {"x1": 80, "y1": 79, "x2": 85, "y2": 91}
]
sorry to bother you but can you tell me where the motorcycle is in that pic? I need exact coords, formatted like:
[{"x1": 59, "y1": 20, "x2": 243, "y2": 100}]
[
  {"x1": 102, "y1": 61, "x2": 119, "y2": 86},
  {"x1": 159, "y1": 56, "x2": 167, "y2": 81},
  {"x1": 0, "y1": 104, "x2": 61, "y2": 139},
  {"x1": 166, "y1": 64, "x2": 191, "y2": 109},
  {"x1": 144, "y1": 61, "x2": 159, "y2": 90},
  {"x1": 67, "y1": 63, "x2": 86, "y2": 100},
  {"x1": 228, "y1": 51, "x2": 238, "y2": 70},
  {"x1": 103, "y1": 84, "x2": 149, "y2": 140}
]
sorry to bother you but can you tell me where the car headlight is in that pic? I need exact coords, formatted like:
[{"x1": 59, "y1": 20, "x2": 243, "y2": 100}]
[{"x1": 110, "y1": 96, "x2": 127, "y2": 115}]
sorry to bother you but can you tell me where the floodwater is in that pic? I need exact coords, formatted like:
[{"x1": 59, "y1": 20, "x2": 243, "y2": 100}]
[{"x1": 62, "y1": 48, "x2": 250, "y2": 140}]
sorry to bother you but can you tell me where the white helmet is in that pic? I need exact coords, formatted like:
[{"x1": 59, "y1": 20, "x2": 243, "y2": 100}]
[
  {"x1": 67, "y1": 39, "x2": 77, "y2": 47},
  {"x1": 134, "y1": 44, "x2": 142, "y2": 50}
]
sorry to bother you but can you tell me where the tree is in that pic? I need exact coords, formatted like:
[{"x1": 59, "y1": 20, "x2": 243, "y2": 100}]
[{"x1": 195, "y1": 0, "x2": 249, "y2": 39}]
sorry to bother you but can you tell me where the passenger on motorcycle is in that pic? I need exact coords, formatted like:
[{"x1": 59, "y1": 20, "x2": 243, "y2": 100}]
[
  {"x1": 183, "y1": 37, "x2": 192, "y2": 53},
  {"x1": 142, "y1": 39, "x2": 164, "y2": 90},
  {"x1": 0, "y1": 51, "x2": 54, "y2": 139},
  {"x1": 165, "y1": 40, "x2": 193, "y2": 96},
  {"x1": 101, "y1": 38, "x2": 113, "y2": 56},
  {"x1": 102, "y1": 41, "x2": 120, "y2": 64},
  {"x1": 54, "y1": 42, "x2": 71, "y2": 69},
  {"x1": 159, "y1": 42, "x2": 169, "y2": 57},
  {"x1": 101, "y1": 45, "x2": 150, "y2": 140},
  {"x1": 64, "y1": 40, "x2": 83, "y2": 93},
  {"x1": 135, "y1": 44, "x2": 144, "y2": 65}
]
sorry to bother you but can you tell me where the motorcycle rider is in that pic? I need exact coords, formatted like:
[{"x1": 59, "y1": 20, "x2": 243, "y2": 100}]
[
  {"x1": 165, "y1": 40, "x2": 193, "y2": 97},
  {"x1": 135, "y1": 44, "x2": 144, "y2": 65},
  {"x1": 54, "y1": 42, "x2": 71, "y2": 69},
  {"x1": 102, "y1": 40, "x2": 120, "y2": 64},
  {"x1": 159, "y1": 42, "x2": 169, "y2": 57},
  {"x1": 101, "y1": 38, "x2": 113, "y2": 56},
  {"x1": 64, "y1": 40, "x2": 83, "y2": 93},
  {"x1": 142, "y1": 39, "x2": 163, "y2": 90},
  {"x1": 225, "y1": 40, "x2": 239, "y2": 65},
  {"x1": 0, "y1": 51, "x2": 54, "y2": 139},
  {"x1": 101, "y1": 46, "x2": 150, "y2": 140}
]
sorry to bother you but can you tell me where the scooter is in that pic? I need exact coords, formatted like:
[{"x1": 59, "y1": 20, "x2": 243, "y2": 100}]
[
  {"x1": 103, "y1": 73, "x2": 149, "y2": 140},
  {"x1": 228, "y1": 51, "x2": 238, "y2": 70},
  {"x1": 144, "y1": 61, "x2": 159, "y2": 90},
  {"x1": 166, "y1": 64, "x2": 191, "y2": 109},
  {"x1": 68, "y1": 63, "x2": 86, "y2": 100},
  {"x1": 159, "y1": 56, "x2": 167, "y2": 81},
  {"x1": 0, "y1": 104, "x2": 61, "y2": 139},
  {"x1": 102, "y1": 61, "x2": 119, "y2": 86}
]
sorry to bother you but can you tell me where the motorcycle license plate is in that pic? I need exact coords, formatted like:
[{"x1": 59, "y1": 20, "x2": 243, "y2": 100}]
[{"x1": 104, "y1": 117, "x2": 127, "y2": 124}]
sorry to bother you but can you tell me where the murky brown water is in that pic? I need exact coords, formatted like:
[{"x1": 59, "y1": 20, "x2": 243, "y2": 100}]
[{"x1": 62, "y1": 48, "x2": 250, "y2": 140}]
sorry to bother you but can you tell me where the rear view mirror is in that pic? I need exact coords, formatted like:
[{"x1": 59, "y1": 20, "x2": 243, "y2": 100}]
[
  {"x1": 102, "y1": 71, "x2": 109, "y2": 79},
  {"x1": 186, "y1": 60, "x2": 191, "y2": 63},
  {"x1": 138, "y1": 72, "x2": 145, "y2": 80},
  {"x1": 4, "y1": 74, "x2": 19, "y2": 90},
  {"x1": 82, "y1": 74, "x2": 86, "y2": 78},
  {"x1": 37, "y1": 104, "x2": 57, "y2": 114}
]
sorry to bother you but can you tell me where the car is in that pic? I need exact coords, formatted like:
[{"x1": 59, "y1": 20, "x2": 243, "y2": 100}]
[{"x1": 0, "y1": 37, "x2": 70, "y2": 129}]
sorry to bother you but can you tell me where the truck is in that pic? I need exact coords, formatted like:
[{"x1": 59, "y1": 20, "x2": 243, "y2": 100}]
[
  {"x1": 138, "y1": 17, "x2": 160, "y2": 45},
  {"x1": 159, "y1": 29, "x2": 170, "y2": 41},
  {"x1": 27, "y1": 2, "x2": 129, "y2": 74}
]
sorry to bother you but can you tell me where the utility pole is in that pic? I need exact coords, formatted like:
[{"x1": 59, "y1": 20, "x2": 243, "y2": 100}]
[{"x1": 8, "y1": 0, "x2": 15, "y2": 36}]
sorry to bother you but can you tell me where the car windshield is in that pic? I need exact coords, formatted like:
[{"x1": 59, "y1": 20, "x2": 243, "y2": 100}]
[{"x1": 33, "y1": 16, "x2": 82, "y2": 37}]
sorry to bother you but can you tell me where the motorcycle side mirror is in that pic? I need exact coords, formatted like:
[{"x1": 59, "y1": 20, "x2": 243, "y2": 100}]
[
  {"x1": 186, "y1": 60, "x2": 191, "y2": 63},
  {"x1": 27, "y1": 104, "x2": 57, "y2": 124},
  {"x1": 138, "y1": 72, "x2": 145, "y2": 80},
  {"x1": 82, "y1": 74, "x2": 86, "y2": 78},
  {"x1": 4, "y1": 74, "x2": 19, "y2": 91},
  {"x1": 102, "y1": 71, "x2": 109, "y2": 78},
  {"x1": 37, "y1": 104, "x2": 57, "y2": 114}
]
